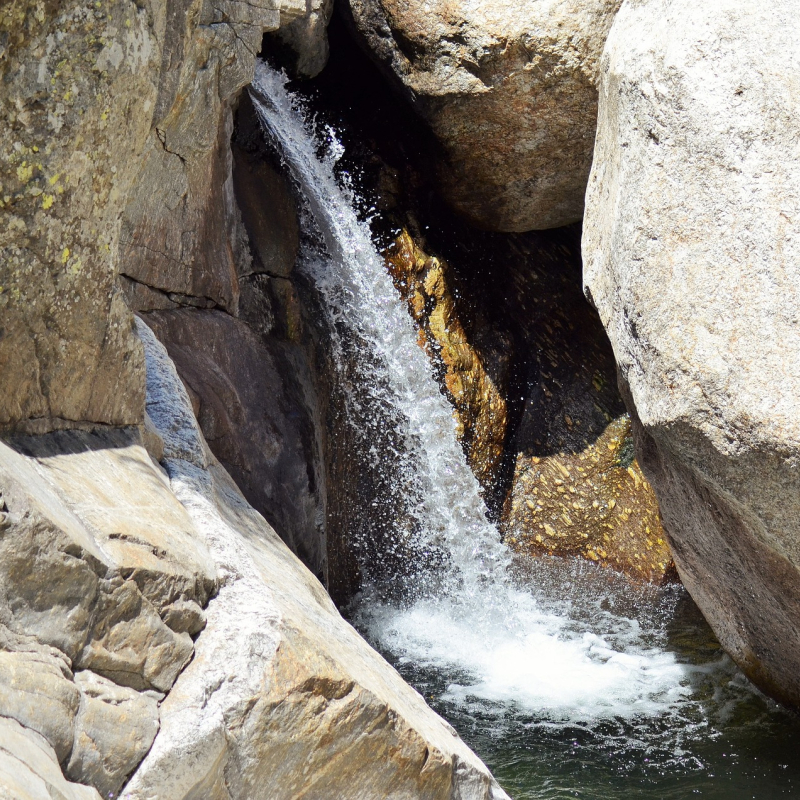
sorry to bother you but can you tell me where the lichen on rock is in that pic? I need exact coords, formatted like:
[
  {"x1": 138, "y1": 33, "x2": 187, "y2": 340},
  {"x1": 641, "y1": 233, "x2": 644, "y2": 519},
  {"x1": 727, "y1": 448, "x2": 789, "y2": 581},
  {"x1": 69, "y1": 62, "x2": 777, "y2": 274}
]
[{"x1": 504, "y1": 415, "x2": 674, "y2": 583}]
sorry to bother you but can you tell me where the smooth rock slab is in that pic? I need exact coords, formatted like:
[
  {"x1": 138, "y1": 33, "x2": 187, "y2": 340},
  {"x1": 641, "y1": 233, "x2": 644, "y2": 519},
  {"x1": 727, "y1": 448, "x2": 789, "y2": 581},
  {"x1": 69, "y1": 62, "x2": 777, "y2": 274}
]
[
  {"x1": 583, "y1": 0, "x2": 800, "y2": 705},
  {"x1": 124, "y1": 318, "x2": 508, "y2": 799}
]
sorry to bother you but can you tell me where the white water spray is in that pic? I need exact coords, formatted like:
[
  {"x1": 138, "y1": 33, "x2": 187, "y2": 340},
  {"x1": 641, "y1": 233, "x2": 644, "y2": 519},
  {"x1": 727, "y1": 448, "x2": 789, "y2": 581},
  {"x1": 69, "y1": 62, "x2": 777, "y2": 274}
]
[{"x1": 248, "y1": 62, "x2": 736, "y2": 724}]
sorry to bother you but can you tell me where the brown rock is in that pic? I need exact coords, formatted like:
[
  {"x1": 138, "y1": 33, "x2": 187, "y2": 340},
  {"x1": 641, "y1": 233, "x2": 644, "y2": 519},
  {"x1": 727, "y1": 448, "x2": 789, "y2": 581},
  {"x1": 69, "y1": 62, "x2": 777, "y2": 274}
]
[
  {"x1": 343, "y1": 0, "x2": 621, "y2": 231},
  {"x1": 0, "y1": 0, "x2": 330, "y2": 433},
  {"x1": 119, "y1": 0, "x2": 311, "y2": 311},
  {"x1": 504, "y1": 415, "x2": 674, "y2": 583},
  {"x1": 386, "y1": 230, "x2": 508, "y2": 491}
]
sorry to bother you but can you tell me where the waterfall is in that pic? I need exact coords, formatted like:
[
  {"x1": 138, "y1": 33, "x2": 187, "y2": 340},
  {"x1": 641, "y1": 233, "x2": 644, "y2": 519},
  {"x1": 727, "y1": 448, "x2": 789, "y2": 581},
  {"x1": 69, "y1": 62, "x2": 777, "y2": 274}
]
[
  {"x1": 250, "y1": 61, "x2": 509, "y2": 600},
  {"x1": 247, "y1": 62, "x2": 737, "y2": 725}
]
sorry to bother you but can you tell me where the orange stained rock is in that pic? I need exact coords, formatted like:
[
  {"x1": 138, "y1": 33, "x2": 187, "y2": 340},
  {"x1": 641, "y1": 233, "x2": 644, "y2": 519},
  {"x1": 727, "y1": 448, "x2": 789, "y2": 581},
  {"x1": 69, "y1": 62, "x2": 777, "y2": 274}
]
[
  {"x1": 503, "y1": 415, "x2": 676, "y2": 584},
  {"x1": 385, "y1": 230, "x2": 507, "y2": 491}
]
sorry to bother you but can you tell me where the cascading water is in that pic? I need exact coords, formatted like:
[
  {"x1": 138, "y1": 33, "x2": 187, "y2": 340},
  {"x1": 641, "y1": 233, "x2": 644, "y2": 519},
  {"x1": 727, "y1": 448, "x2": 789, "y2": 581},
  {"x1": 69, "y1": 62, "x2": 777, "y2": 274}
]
[{"x1": 248, "y1": 62, "x2": 800, "y2": 799}]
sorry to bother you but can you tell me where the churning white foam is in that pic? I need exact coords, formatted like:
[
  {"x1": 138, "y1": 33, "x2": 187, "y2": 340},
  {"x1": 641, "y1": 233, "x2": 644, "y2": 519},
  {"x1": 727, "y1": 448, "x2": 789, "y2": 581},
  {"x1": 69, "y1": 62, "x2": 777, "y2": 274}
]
[
  {"x1": 248, "y1": 62, "x2": 734, "y2": 729},
  {"x1": 358, "y1": 585, "x2": 701, "y2": 723}
]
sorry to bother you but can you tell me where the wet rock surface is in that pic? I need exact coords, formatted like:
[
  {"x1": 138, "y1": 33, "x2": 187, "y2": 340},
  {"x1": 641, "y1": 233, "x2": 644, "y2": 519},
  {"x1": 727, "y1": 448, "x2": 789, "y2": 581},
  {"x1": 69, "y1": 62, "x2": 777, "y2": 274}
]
[
  {"x1": 583, "y1": 0, "x2": 800, "y2": 705},
  {"x1": 386, "y1": 230, "x2": 509, "y2": 493},
  {"x1": 342, "y1": 0, "x2": 621, "y2": 231},
  {"x1": 504, "y1": 416, "x2": 673, "y2": 582}
]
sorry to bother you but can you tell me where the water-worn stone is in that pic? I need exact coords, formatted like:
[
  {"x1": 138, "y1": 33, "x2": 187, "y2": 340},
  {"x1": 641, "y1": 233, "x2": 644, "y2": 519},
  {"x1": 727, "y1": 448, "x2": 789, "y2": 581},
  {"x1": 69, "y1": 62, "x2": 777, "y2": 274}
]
[
  {"x1": 583, "y1": 0, "x2": 800, "y2": 705},
  {"x1": 143, "y1": 308, "x2": 326, "y2": 579},
  {"x1": 126, "y1": 317, "x2": 508, "y2": 800},
  {"x1": 0, "y1": 717, "x2": 100, "y2": 800},
  {"x1": 343, "y1": 0, "x2": 621, "y2": 231},
  {"x1": 386, "y1": 231, "x2": 508, "y2": 492},
  {"x1": 67, "y1": 671, "x2": 160, "y2": 798},
  {"x1": 0, "y1": 430, "x2": 216, "y2": 692}
]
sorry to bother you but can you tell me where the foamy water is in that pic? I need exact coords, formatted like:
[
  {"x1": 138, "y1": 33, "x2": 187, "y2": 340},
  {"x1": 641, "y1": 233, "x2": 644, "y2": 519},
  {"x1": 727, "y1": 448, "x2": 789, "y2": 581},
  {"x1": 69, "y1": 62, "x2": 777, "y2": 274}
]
[{"x1": 248, "y1": 62, "x2": 752, "y2": 736}]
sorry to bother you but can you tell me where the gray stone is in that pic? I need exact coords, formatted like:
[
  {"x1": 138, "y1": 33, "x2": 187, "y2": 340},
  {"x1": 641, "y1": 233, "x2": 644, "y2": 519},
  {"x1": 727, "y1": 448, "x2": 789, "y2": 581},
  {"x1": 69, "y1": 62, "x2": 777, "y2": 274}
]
[
  {"x1": 270, "y1": 0, "x2": 334, "y2": 78},
  {"x1": 77, "y1": 577, "x2": 194, "y2": 693},
  {"x1": 583, "y1": 0, "x2": 800, "y2": 706},
  {"x1": 0, "y1": 429, "x2": 217, "y2": 695},
  {"x1": 143, "y1": 309, "x2": 327, "y2": 581},
  {"x1": 344, "y1": 0, "x2": 621, "y2": 231},
  {"x1": 67, "y1": 671, "x2": 160, "y2": 798},
  {"x1": 0, "y1": 717, "x2": 100, "y2": 800},
  {"x1": 0, "y1": 645, "x2": 79, "y2": 764},
  {"x1": 161, "y1": 599, "x2": 207, "y2": 636},
  {"x1": 0, "y1": 0, "x2": 328, "y2": 433}
]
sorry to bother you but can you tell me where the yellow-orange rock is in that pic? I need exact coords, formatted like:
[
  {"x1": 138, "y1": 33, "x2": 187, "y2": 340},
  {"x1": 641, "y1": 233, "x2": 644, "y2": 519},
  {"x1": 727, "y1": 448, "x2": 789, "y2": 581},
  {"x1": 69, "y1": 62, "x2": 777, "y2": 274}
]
[
  {"x1": 503, "y1": 415, "x2": 675, "y2": 583},
  {"x1": 385, "y1": 231, "x2": 507, "y2": 492}
]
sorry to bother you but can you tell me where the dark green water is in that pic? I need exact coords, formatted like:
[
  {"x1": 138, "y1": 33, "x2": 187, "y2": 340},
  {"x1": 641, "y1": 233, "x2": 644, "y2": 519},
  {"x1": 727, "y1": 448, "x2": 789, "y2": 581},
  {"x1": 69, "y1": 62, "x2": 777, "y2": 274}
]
[{"x1": 359, "y1": 558, "x2": 800, "y2": 800}]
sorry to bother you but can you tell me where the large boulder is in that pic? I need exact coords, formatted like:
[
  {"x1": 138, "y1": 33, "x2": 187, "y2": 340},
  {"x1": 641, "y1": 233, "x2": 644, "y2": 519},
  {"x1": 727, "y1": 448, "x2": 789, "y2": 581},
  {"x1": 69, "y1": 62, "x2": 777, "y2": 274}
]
[
  {"x1": 583, "y1": 0, "x2": 800, "y2": 704},
  {"x1": 343, "y1": 0, "x2": 621, "y2": 231}
]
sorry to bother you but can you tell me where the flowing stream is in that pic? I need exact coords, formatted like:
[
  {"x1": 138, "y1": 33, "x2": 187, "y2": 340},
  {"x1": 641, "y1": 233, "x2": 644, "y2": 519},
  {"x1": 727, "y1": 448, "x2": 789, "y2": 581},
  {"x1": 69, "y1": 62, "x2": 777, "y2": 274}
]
[{"x1": 249, "y1": 62, "x2": 800, "y2": 798}]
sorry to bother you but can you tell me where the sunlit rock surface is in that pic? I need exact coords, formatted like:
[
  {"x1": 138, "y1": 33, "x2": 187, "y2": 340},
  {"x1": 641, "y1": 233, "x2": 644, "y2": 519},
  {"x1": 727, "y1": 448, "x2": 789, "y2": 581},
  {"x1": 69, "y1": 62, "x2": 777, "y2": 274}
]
[
  {"x1": 343, "y1": 0, "x2": 621, "y2": 230},
  {"x1": 0, "y1": 427, "x2": 216, "y2": 795},
  {"x1": 0, "y1": 717, "x2": 100, "y2": 800},
  {"x1": 123, "y1": 319, "x2": 508, "y2": 799},
  {"x1": 386, "y1": 230, "x2": 508, "y2": 492},
  {"x1": 504, "y1": 416, "x2": 674, "y2": 582},
  {"x1": 584, "y1": 0, "x2": 800, "y2": 705}
]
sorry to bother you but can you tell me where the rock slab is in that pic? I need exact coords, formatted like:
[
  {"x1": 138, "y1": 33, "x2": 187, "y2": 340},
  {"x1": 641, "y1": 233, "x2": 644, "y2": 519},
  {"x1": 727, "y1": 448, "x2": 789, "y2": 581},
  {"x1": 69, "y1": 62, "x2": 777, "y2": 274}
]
[{"x1": 583, "y1": 0, "x2": 800, "y2": 705}]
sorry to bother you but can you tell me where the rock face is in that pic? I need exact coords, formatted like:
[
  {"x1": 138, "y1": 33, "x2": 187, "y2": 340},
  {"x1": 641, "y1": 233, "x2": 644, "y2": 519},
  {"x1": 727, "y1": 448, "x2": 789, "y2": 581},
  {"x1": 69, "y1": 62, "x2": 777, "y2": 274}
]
[
  {"x1": 386, "y1": 231, "x2": 509, "y2": 492},
  {"x1": 0, "y1": 717, "x2": 100, "y2": 800},
  {"x1": 343, "y1": 0, "x2": 621, "y2": 231},
  {"x1": 143, "y1": 308, "x2": 326, "y2": 581},
  {"x1": 0, "y1": 0, "x2": 154, "y2": 431},
  {"x1": 0, "y1": 0, "x2": 329, "y2": 434},
  {"x1": 0, "y1": 426, "x2": 217, "y2": 796},
  {"x1": 584, "y1": 0, "x2": 800, "y2": 704},
  {"x1": 123, "y1": 319, "x2": 508, "y2": 800}
]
